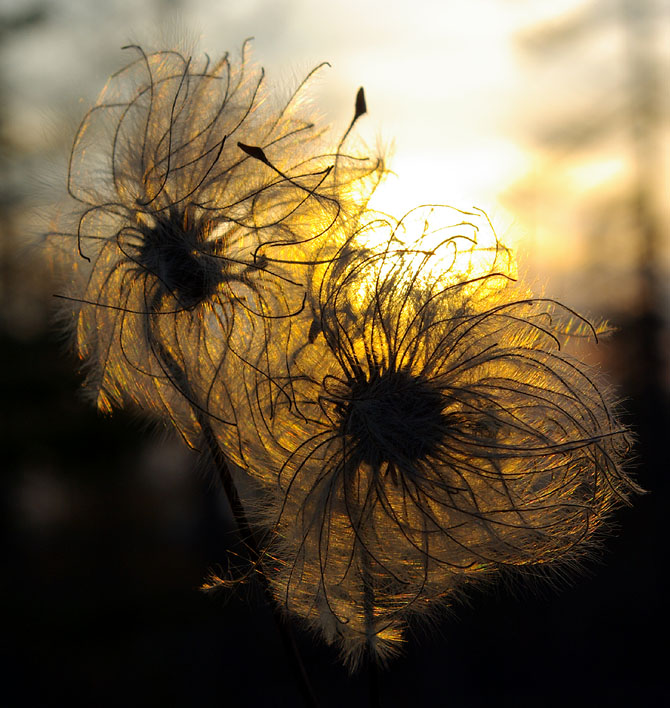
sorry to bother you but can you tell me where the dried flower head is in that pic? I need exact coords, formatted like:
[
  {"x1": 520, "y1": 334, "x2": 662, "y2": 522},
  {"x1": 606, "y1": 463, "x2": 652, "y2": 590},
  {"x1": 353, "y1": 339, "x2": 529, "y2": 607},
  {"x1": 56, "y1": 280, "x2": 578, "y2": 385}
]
[
  {"x1": 236, "y1": 207, "x2": 636, "y2": 668},
  {"x1": 48, "y1": 42, "x2": 383, "y2": 444}
]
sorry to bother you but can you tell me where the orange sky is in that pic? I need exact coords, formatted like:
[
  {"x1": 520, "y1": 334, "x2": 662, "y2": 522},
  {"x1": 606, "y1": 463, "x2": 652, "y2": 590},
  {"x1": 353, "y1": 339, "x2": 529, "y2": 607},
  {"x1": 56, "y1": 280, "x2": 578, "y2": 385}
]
[{"x1": 4, "y1": 0, "x2": 667, "y2": 317}]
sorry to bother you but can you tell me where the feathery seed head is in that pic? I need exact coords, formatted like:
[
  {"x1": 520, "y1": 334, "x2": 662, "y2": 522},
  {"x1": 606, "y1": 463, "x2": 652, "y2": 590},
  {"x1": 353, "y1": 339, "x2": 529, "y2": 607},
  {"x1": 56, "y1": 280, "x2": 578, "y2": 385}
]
[
  {"x1": 234, "y1": 207, "x2": 636, "y2": 668},
  {"x1": 134, "y1": 208, "x2": 224, "y2": 310},
  {"x1": 335, "y1": 367, "x2": 447, "y2": 472},
  {"x1": 48, "y1": 42, "x2": 384, "y2": 438}
]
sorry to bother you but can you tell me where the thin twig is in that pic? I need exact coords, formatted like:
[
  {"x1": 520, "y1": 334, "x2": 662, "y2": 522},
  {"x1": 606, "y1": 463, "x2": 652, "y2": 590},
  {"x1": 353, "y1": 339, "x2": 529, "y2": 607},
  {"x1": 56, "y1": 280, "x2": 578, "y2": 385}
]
[{"x1": 199, "y1": 416, "x2": 319, "y2": 708}]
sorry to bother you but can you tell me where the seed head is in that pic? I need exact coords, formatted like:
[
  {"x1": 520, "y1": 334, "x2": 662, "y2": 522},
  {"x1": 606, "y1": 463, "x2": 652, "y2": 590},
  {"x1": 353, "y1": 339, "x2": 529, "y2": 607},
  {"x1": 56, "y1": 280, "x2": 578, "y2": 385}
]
[
  {"x1": 232, "y1": 207, "x2": 637, "y2": 668},
  {"x1": 47, "y1": 42, "x2": 384, "y2": 443}
]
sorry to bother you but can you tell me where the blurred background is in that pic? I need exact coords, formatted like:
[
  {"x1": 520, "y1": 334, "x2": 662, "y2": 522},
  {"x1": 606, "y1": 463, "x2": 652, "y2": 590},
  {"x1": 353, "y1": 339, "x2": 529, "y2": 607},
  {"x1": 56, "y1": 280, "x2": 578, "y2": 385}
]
[{"x1": 1, "y1": 0, "x2": 667, "y2": 705}]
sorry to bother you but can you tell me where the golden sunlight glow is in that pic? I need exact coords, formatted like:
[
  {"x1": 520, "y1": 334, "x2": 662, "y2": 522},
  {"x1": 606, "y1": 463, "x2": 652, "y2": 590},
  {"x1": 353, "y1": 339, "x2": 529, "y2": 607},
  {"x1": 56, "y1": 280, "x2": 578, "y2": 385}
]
[
  {"x1": 565, "y1": 158, "x2": 627, "y2": 193},
  {"x1": 12, "y1": 0, "x2": 658, "y2": 329},
  {"x1": 368, "y1": 141, "x2": 530, "y2": 223},
  {"x1": 354, "y1": 204, "x2": 516, "y2": 308}
]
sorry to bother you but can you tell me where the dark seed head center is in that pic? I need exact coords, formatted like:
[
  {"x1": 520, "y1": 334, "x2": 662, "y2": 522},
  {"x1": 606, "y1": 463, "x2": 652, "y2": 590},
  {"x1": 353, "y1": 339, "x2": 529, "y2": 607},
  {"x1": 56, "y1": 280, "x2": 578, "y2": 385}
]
[
  {"x1": 340, "y1": 368, "x2": 446, "y2": 469},
  {"x1": 136, "y1": 210, "x2": 221, "y2": 309}
]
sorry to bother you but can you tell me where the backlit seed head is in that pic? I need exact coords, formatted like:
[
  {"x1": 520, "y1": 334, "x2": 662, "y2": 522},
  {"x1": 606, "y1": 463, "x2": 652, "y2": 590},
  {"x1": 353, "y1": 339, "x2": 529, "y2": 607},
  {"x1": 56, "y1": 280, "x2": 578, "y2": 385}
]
[
  {"x1": 225, "y1": 206, "x2": 637, "y2": 668},
  {"x1": 47, "y1": 42, "x2": 384, "y2": 444}
]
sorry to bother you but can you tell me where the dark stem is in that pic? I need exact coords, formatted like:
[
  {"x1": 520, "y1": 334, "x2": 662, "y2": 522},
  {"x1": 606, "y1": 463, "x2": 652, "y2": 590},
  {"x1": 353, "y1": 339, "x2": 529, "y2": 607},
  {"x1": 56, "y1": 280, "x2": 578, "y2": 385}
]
[
  {"x1": 198, "y1": 410, "x2": 319, "y2": 708},
  {"x1": 150, "y1": 325, "x2": 319, "y2": 708}
]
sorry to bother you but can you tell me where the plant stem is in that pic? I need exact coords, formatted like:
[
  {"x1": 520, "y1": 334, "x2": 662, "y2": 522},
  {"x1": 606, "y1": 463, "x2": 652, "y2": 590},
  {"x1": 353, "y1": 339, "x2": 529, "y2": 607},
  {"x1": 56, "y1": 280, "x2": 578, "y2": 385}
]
[
  {"x1": 198, "y1": 414, "x2": 319, "y2": 708},
  {"x1": 151, "y1": 332, "x2": 319, "y2": 708}
]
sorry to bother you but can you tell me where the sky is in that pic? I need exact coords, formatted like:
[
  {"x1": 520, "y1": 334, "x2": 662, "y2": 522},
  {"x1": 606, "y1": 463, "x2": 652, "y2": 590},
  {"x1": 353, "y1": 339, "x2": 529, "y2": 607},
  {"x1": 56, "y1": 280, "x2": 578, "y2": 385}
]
[{"x1": 1, "y1": 0, "x2": 667, "y2": 317}]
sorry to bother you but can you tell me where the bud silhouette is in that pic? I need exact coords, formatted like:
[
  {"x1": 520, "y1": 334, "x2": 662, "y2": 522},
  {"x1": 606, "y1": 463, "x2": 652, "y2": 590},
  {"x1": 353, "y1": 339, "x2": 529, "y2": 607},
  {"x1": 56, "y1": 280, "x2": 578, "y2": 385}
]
[{"x1": 233, "y1": 207, "x2": 637, "y2": 668}]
